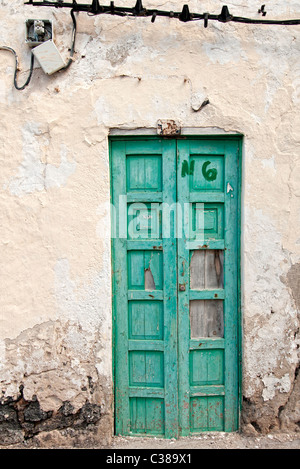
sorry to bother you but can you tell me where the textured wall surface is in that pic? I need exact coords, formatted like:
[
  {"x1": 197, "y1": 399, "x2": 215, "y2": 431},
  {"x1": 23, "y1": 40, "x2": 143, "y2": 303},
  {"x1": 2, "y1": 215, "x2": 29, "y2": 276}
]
[{"x1": 0, "y1": 0, "x2": 299, "y2": 446}]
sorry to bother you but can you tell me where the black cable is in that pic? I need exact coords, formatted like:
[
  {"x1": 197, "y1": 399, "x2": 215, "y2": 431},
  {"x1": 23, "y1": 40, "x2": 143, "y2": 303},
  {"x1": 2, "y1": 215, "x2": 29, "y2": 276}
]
[
  {"x1": 0, "y1": 46, "x2": 35, "y2": 90},
  {"x1": 61, "y1": 9, "x2": 77, "y2": 70},
  {"x1": 230, "y1": 15, "x2": 300, "y2": 25},
  {"x1": 24, "y1": 1, "x2": 300, "y2": 26},
  {"x1": 0, "y1": 9, "x2": 76, "y2": 90}
]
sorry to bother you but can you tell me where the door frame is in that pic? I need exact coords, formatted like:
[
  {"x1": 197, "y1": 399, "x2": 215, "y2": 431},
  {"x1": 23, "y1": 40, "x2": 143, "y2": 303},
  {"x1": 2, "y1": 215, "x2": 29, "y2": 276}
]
[{"x1": 109, "y1": 133, "x2": 243, "y2": 437}]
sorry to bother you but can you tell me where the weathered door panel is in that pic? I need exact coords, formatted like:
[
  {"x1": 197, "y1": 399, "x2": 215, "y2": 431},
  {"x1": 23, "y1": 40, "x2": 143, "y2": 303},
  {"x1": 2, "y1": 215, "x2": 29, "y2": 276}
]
[
  {"x1": 177, "y1": 139, "x2": 239, "y2": 434},
  {"x1": 111, "y1": 137, "x2": 240, "y2": 437},
  {"x1": 111, "y1": 139, "x2": 178, "y2": 438}
]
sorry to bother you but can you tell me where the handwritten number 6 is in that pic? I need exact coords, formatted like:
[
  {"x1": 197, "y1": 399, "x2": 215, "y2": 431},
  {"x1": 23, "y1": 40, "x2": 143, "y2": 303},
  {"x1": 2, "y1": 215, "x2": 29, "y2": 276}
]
[{"x1": 202, "y1": 161, "x2": 218, "y2": 181}]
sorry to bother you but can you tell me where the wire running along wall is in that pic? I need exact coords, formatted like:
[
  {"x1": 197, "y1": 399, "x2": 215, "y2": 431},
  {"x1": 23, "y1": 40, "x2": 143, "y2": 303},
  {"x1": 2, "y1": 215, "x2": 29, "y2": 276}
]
[
  {"x1": 1, "y1": 1, "x2": 300, "y2": 90},
  {"x1": 25, "y1": 1, "x2": 300, "y2": 26}
]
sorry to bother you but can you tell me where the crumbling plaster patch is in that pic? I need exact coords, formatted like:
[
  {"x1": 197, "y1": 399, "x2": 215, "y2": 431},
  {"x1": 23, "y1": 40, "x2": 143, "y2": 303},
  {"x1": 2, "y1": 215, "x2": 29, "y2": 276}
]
[
  {"x1": 287, "y1": 263, "x2": 300, "y2": 311},
  {"x1": 262, "y1": 374, "x2": 291, "y2": 402},
  {"x1": 241, "y1": 204, "x2": 299, "y2": 431},
  {"x1": 242, "y1": 209, "x2": 298, "y2": 372},
  {"x1": 54, "y1": 258, "x2": 112, "y2": 374},
  {"x1": 0, "y1": 318, "x2": 113, "y2": 445},
  {"x1": 4, "y1": 122, "x2": 76, "y2": 197}
]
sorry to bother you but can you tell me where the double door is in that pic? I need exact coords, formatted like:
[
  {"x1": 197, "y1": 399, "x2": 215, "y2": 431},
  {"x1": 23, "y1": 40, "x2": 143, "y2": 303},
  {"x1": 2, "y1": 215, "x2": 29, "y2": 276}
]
[{"x1": 111, "y1": 136, "x2": 240, "y2": 437}]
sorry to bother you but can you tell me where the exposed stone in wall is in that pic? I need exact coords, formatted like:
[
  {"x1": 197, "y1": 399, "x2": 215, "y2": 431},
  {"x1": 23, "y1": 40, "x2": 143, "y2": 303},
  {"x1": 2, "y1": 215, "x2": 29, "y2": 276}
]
[
  {"x1": 279, "y1": 364, "x2": 300, "y2": 431},
  {"x1": 287, "y1": 263, "x2": 300, "y2": 311},
  {"x1": 0, "y1": 386, "x2": 105, "y2": 446},
  {"x1": 242, "y1": 364, "x2": 300, "y2": 434},
  {"x1": 277, "y1": 263, "x2": 300, "y2": 432},
  {"x1": 0, "y1": 320, "x2": 112, "y2": 446}
]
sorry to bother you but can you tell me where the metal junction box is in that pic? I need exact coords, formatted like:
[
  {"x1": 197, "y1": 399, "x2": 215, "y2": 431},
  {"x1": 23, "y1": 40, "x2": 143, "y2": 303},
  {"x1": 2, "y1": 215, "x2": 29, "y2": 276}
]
[{"x1": 25, "y1": 19, "x2": 53, "y2": 47}]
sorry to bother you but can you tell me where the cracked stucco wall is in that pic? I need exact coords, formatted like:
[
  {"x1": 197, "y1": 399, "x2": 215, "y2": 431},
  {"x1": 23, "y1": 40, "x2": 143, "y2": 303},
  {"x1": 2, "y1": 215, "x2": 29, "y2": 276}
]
[{"x1": 0, "y1": 0, "x2": 299, "y2": 444}]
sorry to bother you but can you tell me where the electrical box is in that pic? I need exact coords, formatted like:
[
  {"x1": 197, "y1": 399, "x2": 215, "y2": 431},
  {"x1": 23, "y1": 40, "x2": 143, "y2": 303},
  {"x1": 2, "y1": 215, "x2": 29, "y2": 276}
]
[
  {"x1": 25, "y1": 19, "x2": 53, "y2": 47},
  {"x1": 32, "y1": 40, "x2": 66, "y2": 75}
]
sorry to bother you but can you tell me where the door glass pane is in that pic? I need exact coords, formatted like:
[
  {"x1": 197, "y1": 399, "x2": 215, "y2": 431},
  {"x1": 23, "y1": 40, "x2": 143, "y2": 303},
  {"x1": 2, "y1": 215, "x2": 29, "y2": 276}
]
[
  {"x1": 190, "y1": 250, "x2": 224, "y2": 289},
  {"x1": 190, "y1": 300, "x2": 224, "y2": 338}
]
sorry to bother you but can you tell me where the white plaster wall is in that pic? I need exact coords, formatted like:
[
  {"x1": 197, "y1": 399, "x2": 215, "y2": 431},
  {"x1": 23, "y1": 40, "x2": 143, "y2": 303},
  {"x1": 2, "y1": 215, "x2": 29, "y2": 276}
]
[{"x1": 0, "y1": 0, "x2": 299, "y2": 441}]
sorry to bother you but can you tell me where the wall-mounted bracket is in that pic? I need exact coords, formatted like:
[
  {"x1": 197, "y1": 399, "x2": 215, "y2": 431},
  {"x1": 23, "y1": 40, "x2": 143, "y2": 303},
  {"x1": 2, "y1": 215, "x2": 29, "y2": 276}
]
[
  {"x1": 24, "y1": 1, "x2": 300, "y2": 27},
  {"x1": 157, "y1": 120, "x2": 181, "y2": 137},
  {"x1": 258, "y1": 5, "x2": 267, "y2": 16}
]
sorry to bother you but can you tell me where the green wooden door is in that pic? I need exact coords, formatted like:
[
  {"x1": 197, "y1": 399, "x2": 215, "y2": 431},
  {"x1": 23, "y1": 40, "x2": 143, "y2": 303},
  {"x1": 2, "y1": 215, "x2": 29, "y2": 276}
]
[{"x1": 111, "y1": 137, "x2": 240, "y2": 437}]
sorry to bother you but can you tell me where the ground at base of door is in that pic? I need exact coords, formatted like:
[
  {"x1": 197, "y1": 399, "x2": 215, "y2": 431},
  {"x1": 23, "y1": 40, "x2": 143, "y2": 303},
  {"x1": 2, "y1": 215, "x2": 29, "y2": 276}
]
[
  {"x1": 111, "y1": 432, "x2": 300, "y2": 449},
  {"x1": 1, "y1": 431, "x2": 299, "y2": 449}
]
